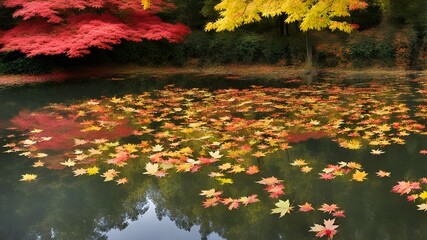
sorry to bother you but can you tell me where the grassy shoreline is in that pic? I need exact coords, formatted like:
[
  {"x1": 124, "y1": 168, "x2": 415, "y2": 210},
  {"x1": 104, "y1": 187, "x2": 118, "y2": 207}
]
[{"x1": 0, "y1": 64, "x2": 426, "y2": 86}]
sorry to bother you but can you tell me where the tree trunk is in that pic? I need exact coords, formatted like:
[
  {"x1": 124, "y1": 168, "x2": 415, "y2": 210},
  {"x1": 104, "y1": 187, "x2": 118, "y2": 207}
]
[{"x1": 305, "y1": 31, "x2": 313, "y2": 68}]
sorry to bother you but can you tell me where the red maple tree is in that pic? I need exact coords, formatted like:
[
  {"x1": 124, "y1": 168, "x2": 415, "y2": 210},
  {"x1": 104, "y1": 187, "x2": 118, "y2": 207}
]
[{"x1": 0, "y1": 0, "x2": 190, "y2": 57}]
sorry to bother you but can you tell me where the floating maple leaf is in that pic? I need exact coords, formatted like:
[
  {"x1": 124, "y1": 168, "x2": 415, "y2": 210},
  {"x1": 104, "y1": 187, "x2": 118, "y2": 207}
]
[
  {"x1": 370, "y1": 149, "x2": 385, "y2": 155},
  {"x1": 246, "y1": 165, "x2": 259, "y2": 175},
  {"x1": 319, "y1": 204, "x2": 339, "y2": 214},
  {"x1": 256, "y1": 176, "x2": 283, "y2": 186},
  {"x1": 298, "y1": 202, "x2": 314, "y2": 212},
  {"x1": 20, "y1": 174, "x2": 37, "y2": 182},
  {"x1": 392, "y1": 181, "x2": 421, "y2": 195},
  {"x1": 209, "y1": 150, "x2": 223, "y2": 159},
  {"x1": 203, "y1": 197, "x2": 220, "y2": 208},
  {"x1": 309, "y1": 218, "x2": 339, "y2": 239},
  {"x1": 60, "y1": 159, "x2": 76, "y2": 167},
  {"x1": 239, "y1": 194, "x2": 260, "y2": 206},
  {"x1": 200, "y1": 189, "x2": 223, "y2": 198},
  {"x1": 271, "y1": 199, "x2": 293, "y2": 218},
  {"x1": 376, "y1": 170, "x2": 391, "y2": 178},
  {"x1": 73, "y1": 168, "x2": 87, "y2": 176},
  {"x1": 417, "y1": 203, "x2": 427, "y2": 211},
  {"x1": 265, "y1": 184, "x2": 285, "y2": 198},
  {"x1": 332, "y1": 210, "x2": 346, "y2": 218},
  {"x1": 144, "y1": 162, "x2": 160, "y2": 175},
  {"x1": 32, "y1": 160, "x2": 45, "y2": 168},
  {"x1": 290, "y1": 159, "x2": 307, "y2": 166},
  {"x1": 101, "y1": 169, "x2": 120, "y2": 182},
  {"x1": 352, "y1": 170, "x2": 368, "y2": 182},
  {"x1": 152, "y1": 144, "x2": 164, "y2": 152},
  {"x1": 301, "y1": 166, "x2": 313, "y2": 173},
  {"x1": 116, "y1": 177, "x2": 128, "y2": 185},
  {"x1": 86, "y1": 166, "x2": 99, "y2": 175}
]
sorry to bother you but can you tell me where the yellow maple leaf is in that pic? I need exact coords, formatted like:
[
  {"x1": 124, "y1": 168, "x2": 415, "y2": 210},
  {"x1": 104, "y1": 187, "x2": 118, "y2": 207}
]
[
  {"x1": 86, "y1": 166, "x2": 100, "y2": 175},
  {"x1": 352, "y1": 170, "x2": 368, "y2": 182},
  {"x1": 419, "y1": 191, "x2": 427, "y2": 200},
  {"x1": 20, "y1": 174, "x2": 37, "y2": 182}
]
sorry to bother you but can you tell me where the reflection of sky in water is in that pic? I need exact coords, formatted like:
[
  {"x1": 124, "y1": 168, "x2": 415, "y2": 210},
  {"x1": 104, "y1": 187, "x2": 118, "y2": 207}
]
[{"x1": 107, "y1": 200, "x2": 224, "y2": 240}]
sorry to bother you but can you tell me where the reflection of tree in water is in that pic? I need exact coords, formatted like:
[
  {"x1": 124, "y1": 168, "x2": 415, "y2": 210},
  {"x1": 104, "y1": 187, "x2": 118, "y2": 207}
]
[
  {"x1": 3, "y1": 76, "x2": 427, "y2": 239},
  {"x1": 0, "y1": 161, "x2": 151, "y2": 240}
]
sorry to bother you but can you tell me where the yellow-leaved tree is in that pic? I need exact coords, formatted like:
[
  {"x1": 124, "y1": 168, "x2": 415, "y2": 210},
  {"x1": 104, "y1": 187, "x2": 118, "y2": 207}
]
[
  {"x1": 142, "y1": 0, "x2": 369, "y2": 66},
  {"x1": 205, "y1": 0, "x2": 369, "y2": 67},
  {"x1": 205, "y1": 0, "x2": 368, "y2": 33}
]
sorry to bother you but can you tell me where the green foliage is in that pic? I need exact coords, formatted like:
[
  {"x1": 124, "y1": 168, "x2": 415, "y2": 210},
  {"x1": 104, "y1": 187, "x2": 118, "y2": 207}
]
[
  {"x1": 184, "y1": 31, "x2": 295, "y2": 65},
  {"x1": 376, "y1": 42, "x2": 395, "y2": 66},
  {"x1": 262, "y1": 37, "x2": 291, "y2": 64},
  {"x1": 183, "y1": 31, "x2": 212, "y2": 64},
  {"x1": 207, "y1": 32, "x2": 237, "y2": 64},
  {"x1": 349, "y1": 37, "x2": 377, "y2": 59},
  {"x1": 0, "y1": 53, "x2": 53, "y2": 74},
  {"x1": 232, "y1": 34, "x2": 263, "y2": 63}
]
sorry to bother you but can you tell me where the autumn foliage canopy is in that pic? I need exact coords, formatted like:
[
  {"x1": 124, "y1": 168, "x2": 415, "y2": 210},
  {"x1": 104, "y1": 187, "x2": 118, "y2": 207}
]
[{"x1": 0, "y1": 0, "x2": 190, "y2": 57}]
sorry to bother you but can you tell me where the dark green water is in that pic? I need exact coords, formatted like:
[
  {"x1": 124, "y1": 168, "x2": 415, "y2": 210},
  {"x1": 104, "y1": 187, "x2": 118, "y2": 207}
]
[{"x1": 1, "y1": 73, "x2": 427, "y2": 240}]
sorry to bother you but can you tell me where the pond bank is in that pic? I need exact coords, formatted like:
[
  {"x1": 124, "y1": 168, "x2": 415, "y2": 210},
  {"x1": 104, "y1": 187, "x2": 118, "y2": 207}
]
[{"x1": 0, "y1": 64, "x2": 426, "y2": 86}]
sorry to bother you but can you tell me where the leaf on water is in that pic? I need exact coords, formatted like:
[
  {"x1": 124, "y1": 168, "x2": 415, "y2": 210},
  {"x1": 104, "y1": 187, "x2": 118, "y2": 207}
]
[
  {"x1": 352, "y1": 170, "x2": 368, "y2": 182},
  {"x1": 370, "y1": 149, "x2": 385, "y2": 155},
  {"x1": 298, "y1": 202, "x2": 314, "y2": 212},
  {"x1": 73, "y1": 168, "x2": 87, "y2": 176},
  {"x1": 332, "y1": 210, "x2": 346, "y2": 218},
  {"x1": 227, "y1": 199, "x2": 240, "y2": 210},
  {"x1": 200, "y1": 189, "x2": 223, "y2": 198},
  {"x1": 32, "y1": 160, "x2": 45, "y2": 168},
  {"x1": 301, "y1": 166, "x2": 313, "y2": 173},
  {"x1": 143, "y1": 162, "x2": 159, "y2": 175},
  {"x1": 60, "y1": 159, "x2": 76, "y2": 167},
  {"x1": 271, "y1": 199, "x2": 293, "y2": 218},
  {"x1": 218, "y1": 163, "x2": 232, "y2": 171},
  {"x1": 152, "y1": 144, "x2": 164, "y2": 152},
  {"x1": 116, "y1": 177, "x2": 128, "y2": 185},
  {"x1": 318, "y1": 203, "x2": 339, "y2": 214},
  {"x1": 417, "y1": 203, "x2": 427, "y2": 211},
  {"x1": 256, "y1": 176, "x2": 283, "y2": 186},
  {"x1": 203, "y1": 197, "x2": 220, "y2": 208},
  {"x1": 209, "y1": 150, "x2": 223, "y2": 159},
  {"x1": 239, "y1": 194, "x2": 260, "y2": 206},
  {"x1": 86, "y1": 166, "x2": 99, "y2": 175},
  {"x1": 246, "y1": 165, "x2": 259, "y2": 175},
  {"x1": 101, "y1": 169, "x2": 120, "y2": 182},
  {"x1": 20, "y1": 174, "x2": 37, "y2": 182},
  {"x1": 265, "y1": 184, "x2": 285, "y2": 198},
  {"x1": 376, "y1": 170, "x2": 391, "y2": 178},
  {"x1": 290, "y1": 159, "x2": 308, "y2": 166},
  {"x1": 419, "y1": 191, "x2": 427, "y2": 200},
  {"x1": 309, "y1": 218, "x2": 339, "y2": 239},
  {"x1": 216, "y1": 177, "x2": 233, "y2": 185}
]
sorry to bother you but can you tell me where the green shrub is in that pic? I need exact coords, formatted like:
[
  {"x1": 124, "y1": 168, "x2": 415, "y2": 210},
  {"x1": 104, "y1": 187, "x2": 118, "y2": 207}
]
[
  {"x1": 376, "y1": 41, "x2": 395, "y2": 66},
  {"x1": 233, "y1": 34, "x2": 263, "y2": 63},
  {"x1": 287, "y1": 34, "x2": 306, "y2": 65},
  {"x1": 207, "y1": 32, "x2": 237, "y2": 64},
  {"x1": 265, "y1": 38, "x2": 291, "y2": 64},
  {"x1": 349, "y1": 37, "x2": 376, "y2": 59},
  {"x1": 0, "y1": 54, "x2": 53, "y2": 74}
]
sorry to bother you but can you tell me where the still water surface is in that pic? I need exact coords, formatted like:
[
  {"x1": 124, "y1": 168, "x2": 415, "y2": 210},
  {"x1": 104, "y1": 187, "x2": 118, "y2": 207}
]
[{"x1": 0, "y1": 73, "x2": 427, "y2": 240}]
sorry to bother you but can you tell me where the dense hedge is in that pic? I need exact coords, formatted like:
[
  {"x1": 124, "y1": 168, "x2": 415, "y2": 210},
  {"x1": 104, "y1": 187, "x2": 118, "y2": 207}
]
[{"x1": 0, "y1": 28, "x2": 425, "y2": 74}]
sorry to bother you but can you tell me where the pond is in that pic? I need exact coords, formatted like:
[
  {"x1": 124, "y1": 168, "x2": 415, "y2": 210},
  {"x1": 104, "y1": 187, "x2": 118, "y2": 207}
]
[{"x1": 1, "y1": 73, "x2": 427, "y2": 240}]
